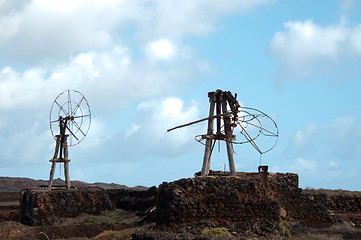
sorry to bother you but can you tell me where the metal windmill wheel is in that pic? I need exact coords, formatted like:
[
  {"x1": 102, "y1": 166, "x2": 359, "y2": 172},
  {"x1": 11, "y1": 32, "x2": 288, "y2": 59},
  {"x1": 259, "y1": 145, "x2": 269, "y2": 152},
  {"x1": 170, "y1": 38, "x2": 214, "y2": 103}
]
[{"x1": 49, "y1": 90, "x2": 91, "y2": 146}]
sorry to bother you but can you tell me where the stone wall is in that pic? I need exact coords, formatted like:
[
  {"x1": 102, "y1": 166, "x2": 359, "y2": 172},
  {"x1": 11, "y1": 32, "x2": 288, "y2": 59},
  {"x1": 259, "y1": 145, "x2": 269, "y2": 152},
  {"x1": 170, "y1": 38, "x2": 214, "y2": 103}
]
[
  {"x1": 268, "y1": 174, "x2": 335, "y2": 227},
  {"x1": 20, "y1": 187, "x2": 156, "y2": 226},
  {"x1": 156, "y1": 176, "x2": 280, "y2": 234},
  {"x1": 19, "y1": 173, "x2": 361, "y2": 231},
  {"x1": 154, "y1": 173, "x2": 337, "y2": 233}
]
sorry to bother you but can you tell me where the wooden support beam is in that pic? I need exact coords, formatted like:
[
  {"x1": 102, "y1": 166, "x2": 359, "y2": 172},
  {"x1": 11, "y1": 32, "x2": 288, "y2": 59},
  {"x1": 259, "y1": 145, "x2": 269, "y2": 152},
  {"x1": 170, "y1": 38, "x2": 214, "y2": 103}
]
[
  {"x1": 222, "y1": 97, "x2": 236, "y2": 176},
  {"x1": 201, "y1": 94, "x2": 216, "y2": 176},
  {"x1": 48, "y1": 134, "x2": 71, "y2": 189},
  {"x1": 63, "y1": 136, "x2": 71, "y2": 189}
]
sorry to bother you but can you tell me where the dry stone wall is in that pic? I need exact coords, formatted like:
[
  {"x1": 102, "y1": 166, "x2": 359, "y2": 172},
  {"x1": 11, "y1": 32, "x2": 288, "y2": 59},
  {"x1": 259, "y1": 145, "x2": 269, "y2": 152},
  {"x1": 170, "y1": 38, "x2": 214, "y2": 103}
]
[
  {"x1": 19, "y1": 172, "x2": 361, "y2": 232},
  {"x1": 154, "y1": 173, "x2": 337, "y2": 233},
  {"x1": 20, "y1": 187, "x2": 156, "y2": 226},
  {"x1": 156, "y1": 176, "x2": 280, "y2": 234}
]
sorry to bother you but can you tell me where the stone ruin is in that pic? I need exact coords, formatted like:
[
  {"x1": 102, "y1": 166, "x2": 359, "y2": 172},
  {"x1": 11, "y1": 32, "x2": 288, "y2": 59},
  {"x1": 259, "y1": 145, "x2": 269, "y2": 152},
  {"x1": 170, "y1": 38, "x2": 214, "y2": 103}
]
[{"x1": 19, "y1": 172, "x2": 361, "y2": 235}]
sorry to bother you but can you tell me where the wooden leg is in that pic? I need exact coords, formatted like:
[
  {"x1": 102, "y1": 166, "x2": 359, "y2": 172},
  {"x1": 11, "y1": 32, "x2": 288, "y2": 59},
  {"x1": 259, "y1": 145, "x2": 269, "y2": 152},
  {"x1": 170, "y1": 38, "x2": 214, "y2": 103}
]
[
  {"x1": 52, "y1": 136, "x2": 61, "y2": 160},
  {"x1": 49, "y1": 136, "x2": 61, "y2": 188},
  {"x1": 48, "y1": 162, "x2": 56, "y2": 188},
  {"x1": 63, "y1": 136, "x2": 71, "y2": 189},
  {"x1": 226, "y1": 141, "x2": 236, "y2": 176},
  {"x1": 201, "y1": 138, "x2": 213, "y2": 176},
  {"x1": 222, "y1": 98, "x2": 236, "y2": 176},
  {"x1": 201, "y1": 97, "x2": 215, "y2": 176},
  {"x1": 64, "y1": 161, "x2": 71, "y2": 189}
]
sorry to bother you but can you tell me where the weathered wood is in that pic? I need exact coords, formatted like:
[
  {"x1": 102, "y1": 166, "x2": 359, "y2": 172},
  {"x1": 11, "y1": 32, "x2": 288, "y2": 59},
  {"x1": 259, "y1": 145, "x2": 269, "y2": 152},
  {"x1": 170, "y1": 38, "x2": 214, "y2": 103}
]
[
  {"x1": 168, "y1": 89, "x2": 240, "y2": 177},
  {"x1": 216, "y1": 92, "x2": 222, "y2": 134},
  {"x1": 63, "y1": 136, "x2": 71, "y2": 189},
  {"x1": 48, "y1": 123, "x2": 72, "y2": 189},
  {"x1": 222, "y1": 97, "x2": 236, "y2": 176},
  {"x1": 64, "y1": 161, "x2": 70, "y2": 189},
  {"x1": 48, "y1": 162, "x2": 56, "y2": 188},
  {"x1": 49, "y1": 135, "x2": 61, "y2": 188},
  {"x1": 201, "y1": 95, "x2": 216, "y2": 176},
  {"x1": 52, "y1": 135, "x2": 61, "y2": 160}
]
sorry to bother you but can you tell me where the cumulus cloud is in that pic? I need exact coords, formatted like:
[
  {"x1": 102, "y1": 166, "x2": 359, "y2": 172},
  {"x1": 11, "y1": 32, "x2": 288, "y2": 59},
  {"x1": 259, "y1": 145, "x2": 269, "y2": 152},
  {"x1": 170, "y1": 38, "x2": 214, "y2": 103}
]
[
  {"x1": 287, "y1": 116, "x2": 361, "y2": 159},
  {"x1": 147, "y1": 39, "x2": 176, "y2": 60},
  {"x1": 268, "y1": 19, "x2": 361, "y2": 83},
  {"x1": 0, "y1": 0, "x2": 274, "y2": 182},
  {"x1": 0, "y1": 45, "x2": 209, "y2": 113},
  {"x1": 86, "y1": 97, "x2": 204, "y2": 163},
  {"x1": 0, "y1": 0, "x2": 273, "y2": 111},
  {"x1": 0, "y1": 0, "x2": 273, "y2": 67},
  {"x1": 275, "y1": 116, "x2": 361, "y2": 189},
  {"x1": 129, "y1": 97, "x2": 203, "y2": 156}
]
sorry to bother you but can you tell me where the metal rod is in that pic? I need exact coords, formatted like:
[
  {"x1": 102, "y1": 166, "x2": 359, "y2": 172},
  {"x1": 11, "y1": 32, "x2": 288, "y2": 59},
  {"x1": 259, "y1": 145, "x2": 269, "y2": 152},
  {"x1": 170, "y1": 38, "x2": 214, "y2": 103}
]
[{"x1": 167, "y1": 112, "x2": 231, "y2": 132}]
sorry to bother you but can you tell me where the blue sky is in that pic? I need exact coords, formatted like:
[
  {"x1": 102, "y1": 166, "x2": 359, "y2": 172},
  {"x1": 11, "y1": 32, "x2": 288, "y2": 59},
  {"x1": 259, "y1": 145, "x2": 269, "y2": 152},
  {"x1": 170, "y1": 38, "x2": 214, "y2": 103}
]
[{"x1": 0, "y1": 0, "x2": 361, "y2": 190}]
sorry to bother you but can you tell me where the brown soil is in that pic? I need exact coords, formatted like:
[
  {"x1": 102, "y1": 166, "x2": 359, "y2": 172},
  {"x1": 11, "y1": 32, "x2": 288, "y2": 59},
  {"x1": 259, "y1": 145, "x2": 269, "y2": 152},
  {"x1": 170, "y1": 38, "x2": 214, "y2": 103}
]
[
  {"x1": 1, "y1": 210, "x2": 361, "y2": 239},
  {"x1": 0, "y1": 220, "x2": 140, "y2": 240}
]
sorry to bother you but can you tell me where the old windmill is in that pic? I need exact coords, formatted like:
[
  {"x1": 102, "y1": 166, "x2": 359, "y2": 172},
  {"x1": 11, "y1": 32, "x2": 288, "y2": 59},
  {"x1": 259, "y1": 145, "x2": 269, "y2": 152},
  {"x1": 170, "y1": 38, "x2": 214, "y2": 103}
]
[
  {"x1": 48, "y1": 90, "x2": 91, "y2": 189},
  {"x1": 167, "y1": 89, "x2": 279, "y2": 176}
]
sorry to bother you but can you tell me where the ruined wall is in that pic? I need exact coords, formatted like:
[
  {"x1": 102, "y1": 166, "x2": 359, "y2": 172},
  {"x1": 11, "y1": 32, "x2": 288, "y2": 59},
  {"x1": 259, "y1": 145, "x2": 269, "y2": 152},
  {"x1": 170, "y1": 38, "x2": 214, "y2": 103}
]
[
  {"x1": 268, "y1": 174, "x2": 336, "y2": 227},
  {"x1": 20, "y1": 187, "x2": 156, "y2": 226},
  {"x1": 326, "y1": 194, "x2": 361, "y2": 227},
  {"x1": 20, "y1": 173, "x2": 361, "y2": 230},
  {"x1": 156, "y1": 176, "x2": 280, "y2": 234},
  {"x1": 155, "y1": 173, "x2": 337, "y2": 233}
]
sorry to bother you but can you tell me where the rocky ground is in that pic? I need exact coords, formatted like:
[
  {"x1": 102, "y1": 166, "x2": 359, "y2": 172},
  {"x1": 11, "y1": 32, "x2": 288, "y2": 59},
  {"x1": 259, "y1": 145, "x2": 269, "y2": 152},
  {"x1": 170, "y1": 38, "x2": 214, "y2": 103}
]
[
  {"x1": 1, "y1": 215, "x2": 361, "y2": 239},
  {"x1": 1, "y1": 194, "x2": 361, "y2": 239}
]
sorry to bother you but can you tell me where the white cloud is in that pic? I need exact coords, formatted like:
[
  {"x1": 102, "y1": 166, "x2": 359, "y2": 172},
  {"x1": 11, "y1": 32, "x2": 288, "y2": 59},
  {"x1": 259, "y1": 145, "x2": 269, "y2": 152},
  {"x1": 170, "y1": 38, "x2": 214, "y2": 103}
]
[
  {"x1": 0, "y1": 0, "x2": 274, "y2": 183},
  {"x1": 77, "y1": 117, "x2": 107, "y2": 150},
  {"x1": 0, "y1": 0, "x2": 274, "y2": 67},
  {"x1": 278, "y1": 116, "x2": 361, "y2": 188},
  {"x1": 125, "y1": 122, "x2": 140, "y2": 138},
  {"x1": 135, "y1": 97, "x2": 202, "y2": 148},
  {"x1": 148, "y1": 39, "x2": 176, "y2": 59},
  {"x1": 268, "y1": 19, "x2": 361, "y2": 82},
  {"x1": 132, "y1": 97, "x2": 205, "y2": 157},
  {"x1": 0, "y1": 0, "x2": 271, "y2": 112},
  {"x1": 287, "y1": 116, "x2": 361, "y2": 158},
  {"x1": 85, "y1": 97, "x2": 204, "y2": 163},
  {"x1": 136, "y1": 0, "x2": 274, "y2": 40}
]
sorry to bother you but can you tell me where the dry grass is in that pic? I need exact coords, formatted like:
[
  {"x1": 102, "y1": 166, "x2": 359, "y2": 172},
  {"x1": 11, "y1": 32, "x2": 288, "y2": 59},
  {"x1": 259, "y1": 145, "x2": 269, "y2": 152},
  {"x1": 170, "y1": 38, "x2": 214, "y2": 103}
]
[
  {"x1": 58, "y1": 209, "x2": 140, "y2": 226},
  {"x1": 94, "y1": 229, "x2": 133, "y2": 240},
  {"x1": 201, "y1": 227, "x2": 232, "y2": 238},
  {"x1": 56, "y1": 238, "x2": 87, "y2": 240},
  {"x1": 298, "y1": 234, "x2": 341, "y2": 240},
  {"x1": 303, "y1": 187, "x2": 361, "y2": 197}
]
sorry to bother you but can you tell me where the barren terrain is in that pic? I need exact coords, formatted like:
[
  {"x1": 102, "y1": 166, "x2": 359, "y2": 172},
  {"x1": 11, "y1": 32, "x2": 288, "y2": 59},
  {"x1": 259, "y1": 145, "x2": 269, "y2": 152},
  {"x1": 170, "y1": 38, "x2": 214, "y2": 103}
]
[{"x1": 1, "y1": 176, "x2": 361, "y2": 239}]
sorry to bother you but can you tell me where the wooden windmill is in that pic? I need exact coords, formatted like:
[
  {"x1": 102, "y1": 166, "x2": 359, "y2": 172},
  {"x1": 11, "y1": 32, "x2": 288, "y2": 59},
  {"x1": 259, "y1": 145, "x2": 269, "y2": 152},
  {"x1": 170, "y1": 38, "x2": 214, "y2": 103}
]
[
  {"x1": 168, "y1": 89, "x2": 279, "y2": 177},
  {"x1": 48, "y1": 90, "x2": 91, "y2": 189}
]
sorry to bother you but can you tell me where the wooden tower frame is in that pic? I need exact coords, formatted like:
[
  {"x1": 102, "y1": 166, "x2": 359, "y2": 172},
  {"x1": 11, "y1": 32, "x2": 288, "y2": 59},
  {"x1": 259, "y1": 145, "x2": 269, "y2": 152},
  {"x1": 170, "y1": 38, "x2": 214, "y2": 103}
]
[
  {"x1": 48, "y1": 117, "x2": 71, "y2": 189},
  {"x1": 200, "y1": 90, "x2": 240, "y2": 176}
]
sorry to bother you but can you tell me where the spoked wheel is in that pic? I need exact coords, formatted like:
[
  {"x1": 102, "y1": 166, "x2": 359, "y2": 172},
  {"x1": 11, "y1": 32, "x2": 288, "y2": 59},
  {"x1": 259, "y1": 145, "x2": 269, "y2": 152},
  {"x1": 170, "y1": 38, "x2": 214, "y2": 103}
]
[
  {"x1": 49, "y1": 90, "x2": 91, "y2": 146},
  {"x1": 233, "y1": 107, "x2": 279, "y2": 154}
]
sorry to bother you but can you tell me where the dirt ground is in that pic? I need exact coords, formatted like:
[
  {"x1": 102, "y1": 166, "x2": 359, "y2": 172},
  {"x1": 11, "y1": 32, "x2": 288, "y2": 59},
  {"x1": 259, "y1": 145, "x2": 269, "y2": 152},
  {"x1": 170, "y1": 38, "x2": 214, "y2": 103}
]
[
  {"x1": 1, "y1": 217, "x2": 361, "y2": 240},
  {"x1": 0, "y1": 208, "x2": 149, "y2": 240}
]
